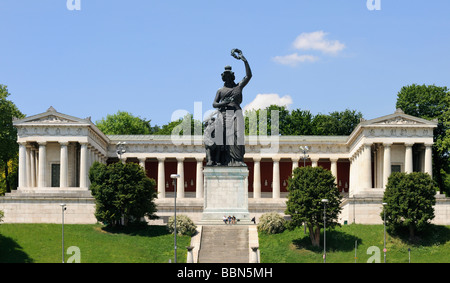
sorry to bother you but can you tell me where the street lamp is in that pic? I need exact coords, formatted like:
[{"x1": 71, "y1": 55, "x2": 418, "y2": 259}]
[
  {"x1": 322, "y1": 199, "x2": 329, "y2": 263},
  {"x1": 382, "y1": 202, "x2": 387, "y2": 263},
  {"x1": 299, "y1": 146, "x2": 309, "y2": 167},
  {"x1": 171, "y1": 174, "x2": 180, "y2": 263},
  {"x1": 60, "y1": 203, "x2": 67, "y2": 263},
  {"x1": 299, "y1": 146, "x2": 309, "y2": 234},
  {"x1": 116, "y1": 142, "x2": 127, "y2": 162}
]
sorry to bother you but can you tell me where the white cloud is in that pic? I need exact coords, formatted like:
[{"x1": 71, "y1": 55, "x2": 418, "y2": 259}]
[
  {"x1": 292, "y1": 30, "x2": 345, "y2": 55},
  {"x1": 243, "y1": 94, "x2": 293, "y2": 112},
  {"x1": 272, "y1": 53, "x2": 319, "y2": 67}
]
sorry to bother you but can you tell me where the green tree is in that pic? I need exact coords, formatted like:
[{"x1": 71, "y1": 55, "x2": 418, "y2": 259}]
[
  {"x1": 381, "y1": 172, "x2": 437, "y2": 240},
  {"x1": 0, "y1": 85, "x2": 25, "y2": 193},
  {"x1": 96, "y1": 110, "x2": 160, "y2": 135},
  {"x1": 89, "y1": 161, "x2": 158, "y2": 227},
  {"x1": 396, "y1": 84, "x2": 450, "y2": 195},
  {"x1": 154, "y1": 113, "x2": 202, "y2": 136},
  {"x1": 285, "y1": 166, "x2": 342, "y2": 247},
  {"x1": 311, "y1": 109, "x2": 362, "y2": 136}
]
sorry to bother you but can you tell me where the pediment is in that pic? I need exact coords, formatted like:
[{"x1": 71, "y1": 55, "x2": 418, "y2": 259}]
[
  {"x1": 14, "y1": 106, "x2": 91, "y2": 126},
  {"x1": 361, "y1": 109, "x2": 438, "y2": 127}
]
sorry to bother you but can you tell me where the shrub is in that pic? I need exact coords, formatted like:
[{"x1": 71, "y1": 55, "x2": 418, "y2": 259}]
[
  {"x1": 0, "y1": 210, "x2": 4, "y2": 223},
  {"x1": 257, "y1": 212, "x2": 286, "y2": 234},
  {"x1": 167, "y1": 215, "x2": 197, "y2": 236}
]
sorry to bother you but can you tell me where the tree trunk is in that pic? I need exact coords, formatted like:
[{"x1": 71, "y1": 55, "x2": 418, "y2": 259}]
[
  {"x1": 308, "y1": 224, "x2": 321, "y2": 247},
  {"x1": 409, "y1": 224, "x2": 415, "y2": 240}
]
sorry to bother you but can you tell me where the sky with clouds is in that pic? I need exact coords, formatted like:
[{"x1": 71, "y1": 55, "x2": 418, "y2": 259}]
[{"x1": 1, "y1": 1, "x2": 449, "y2": 126}]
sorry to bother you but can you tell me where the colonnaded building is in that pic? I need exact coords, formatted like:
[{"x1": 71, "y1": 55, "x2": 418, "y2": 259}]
[{"x1": 1, "y1": 106, "x2": 449, "y2": 225}]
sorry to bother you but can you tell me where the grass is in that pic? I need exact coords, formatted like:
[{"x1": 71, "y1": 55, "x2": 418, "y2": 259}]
[
  {"x1": 0, "y1": 224, "x2": 191, "y2": 263},
  {"x1": 258, "y1": 224, "x2": 450, "y2": 263}
]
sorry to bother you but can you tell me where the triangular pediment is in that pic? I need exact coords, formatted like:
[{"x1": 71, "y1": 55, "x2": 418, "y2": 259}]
[
  {"x1": 13, "y1": 106, "x2": 92, "y2": 126},
  {"x1": 361, "y1": 109, "x2": 438, "y2": 126}
]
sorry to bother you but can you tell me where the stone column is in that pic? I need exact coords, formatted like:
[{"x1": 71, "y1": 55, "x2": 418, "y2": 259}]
[
  {"x1": 272, "y1": 157, "x2": 280, "y2": 199},
  {"x1": 26, "y1": 145, "x2": 32, "y2": 187},
  {"x1": 383, "y1": 142, "x2": 392, "y2": 188},
  {"x1": 38, "y1": 142, "x2": 47, "y2": 188},
  {"x1": 292, "y1": 158, "x2": 299, "y2": 172},
  {"x1": 424, "y1": 143, "x2": 433, "y2": 177},
  {"x1": 361, "y1": 143, "x2": 372, "y2": 189},
  {"x1": 176, "y1": 157, "x2": 185, "y2": 198},
  {"x1": 18, "y1": 142, "x2": 27, "y2": 188},
  {"x1": 404, "y1": 143, "x2": 414, "y2": 174},
  {"x1": 195, "y1": 157, "x2": 204, "y2": 199},
  {"x1": 157, "y1": 157, "x2": 166, "y2": 198},
  {"x1": 138, "y1": 157, "x2": 146, "y2": 170},
  {"x1": 253, "y1": 157, "x2": 261, "y2": 199},
  {"x1": 30, "y1": 148, "x2": 36, "y2": 187},
  {"x1": 79, "y1": 142, "x2": 88, "y2": 188},
  {"x1": 60, "y1": 142, "x2": 69, "y2": 188},
  {"x1": 311, "y1": 157, "x2": 319, "y2": 167},
  {"x1": 330, "y1": 158, "x2": 338, "y2": 184}
]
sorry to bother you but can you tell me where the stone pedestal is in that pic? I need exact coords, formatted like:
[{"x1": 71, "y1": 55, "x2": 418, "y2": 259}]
[{"x1": 201, "y1": 166, "x2": 251, "y2": 224}]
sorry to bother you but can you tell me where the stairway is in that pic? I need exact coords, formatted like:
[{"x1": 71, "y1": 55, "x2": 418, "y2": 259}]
[{"x1": 198, "y1": 225, "x2": 249, "y2": 263}]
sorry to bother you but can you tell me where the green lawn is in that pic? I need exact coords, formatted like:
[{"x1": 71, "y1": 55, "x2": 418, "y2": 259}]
[
  {"x1": 258, "y1": 224, "x2": 450, "y2": 263},
  {"x1": 2, "y1": 223, "x2": 450, "y2": 263},
  {"x1": 0, "y1": 224, "x2": 191, "y2": 263}
]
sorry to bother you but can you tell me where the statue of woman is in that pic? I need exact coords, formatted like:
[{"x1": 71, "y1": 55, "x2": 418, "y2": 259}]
[{"x1": 212, "y1": 49, "x2": 252, "y2": 166}]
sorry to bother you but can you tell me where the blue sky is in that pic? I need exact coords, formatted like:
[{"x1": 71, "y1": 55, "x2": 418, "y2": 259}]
[{"x1": 1, "y1": 0, "x2": 449, "y2": 127}]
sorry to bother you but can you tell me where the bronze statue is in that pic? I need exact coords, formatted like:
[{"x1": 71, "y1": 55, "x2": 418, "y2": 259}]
[{"x1": 206, "y1": 49, "x2": 252, "y2": 167}]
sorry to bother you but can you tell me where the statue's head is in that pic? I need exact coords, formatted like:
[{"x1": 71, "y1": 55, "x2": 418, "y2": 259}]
[{"x1": 221, "y1": 65, "x2": 235, "y2": 83}]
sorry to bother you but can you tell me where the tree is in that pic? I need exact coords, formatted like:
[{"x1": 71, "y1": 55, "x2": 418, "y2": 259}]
[
  {"x1": 96, "y1": 110, "x2": 160, "y2": 135},
  {"x1": 89, "y1": 161, "x2": 158, "y2": 227},
  {"x1": 396, "y1": 84, "x2": 450, "y2": 195},
  {"x1": 381, "y1": 172, "x2": 437, "y2": 240},
  {"x1": 285, "y1": 166, "x2": 342, "y2": 247},
  {"x1": 0, "y1": 85, "x2": 25, "y2": 193}
]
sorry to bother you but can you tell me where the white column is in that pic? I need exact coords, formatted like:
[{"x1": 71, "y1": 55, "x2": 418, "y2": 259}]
[
  {"x1": 311, "y1": 157, "x2": 319, "y2": 167},
  {"x1": 60, "y1": 142, "x2": 69, "y2": 188},
  {"x1": 253, "y1": 157, "x2": 261, "y2": 199},
  {"x1": 38, "y1": 142, "x2": 47, "y2": 188},
  {"x1": 30, "y1": 148, "x2": 36, "y2": 187},
  {"x1": 176, "y1": 157, "x2": 185, "y2": 198},
  {"x1": 272, "y1": 157, "x2": 280, "y2": 199},
  {"x1": 195, "y1": 157, "x2": 204, "y2": 199},
  {"x1": 157, "y1": 157, "x2": 166, "y2": 198},
  {"x1": 330, "y1": 158, "x2": 338, "y2": 184},
  {"x1": 138, "y1": 157, "x2": 146, "y2": 170},
  {"x1": 26, "y1": 145, "x2": 32, "y2": 187},
  {"x1": 404, "y1": 143, "x2": 414, "y2": 174},
  {"x1": 361, "y1": 143, "x2": 372, "y2": 189},
  {"x1": 424, "y1": 143, "x2": 433, "y2": 177},
  {"x1": 79, "y1": 142, "x2": 88, "y2": 188},
  {"x1": 383, "y1": 142, "x2": 392, "y2": 188},
  {"x1": 292, "y1": 158, "x2": 299, "y2": 174},
  {"x1": 18, "y1": 142, "x2": 27, "y2": 188}
]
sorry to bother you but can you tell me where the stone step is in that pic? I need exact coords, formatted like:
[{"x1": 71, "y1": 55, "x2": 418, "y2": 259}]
[{"x1": 198, "y1": 225, "x2": 249, "y2": 263}]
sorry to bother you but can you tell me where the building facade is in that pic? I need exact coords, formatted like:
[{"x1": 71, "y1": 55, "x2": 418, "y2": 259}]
[{"x1": 1, "y1": 106, "x2": 449, "y2": 225}]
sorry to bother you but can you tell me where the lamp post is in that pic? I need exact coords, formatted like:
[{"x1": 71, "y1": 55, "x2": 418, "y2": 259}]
[
  {"x1": 299, "y1": 146, "x2": 309, "y2": 234},
  {"x1": 171, "y1": 174, "x2": 180, "y2": 263},
  {"x1": 382, "y1": 202, "x2": 387, "y2": 263},
  {"x1": 60, "y1": 203, "x2": 66, "y2": 263},
  {"x1": 299, "y1": 146, "x2": 309, "y2": 167},
  {"x1": 322, "y1": 199, "x2": 329, "y2": 263}
]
